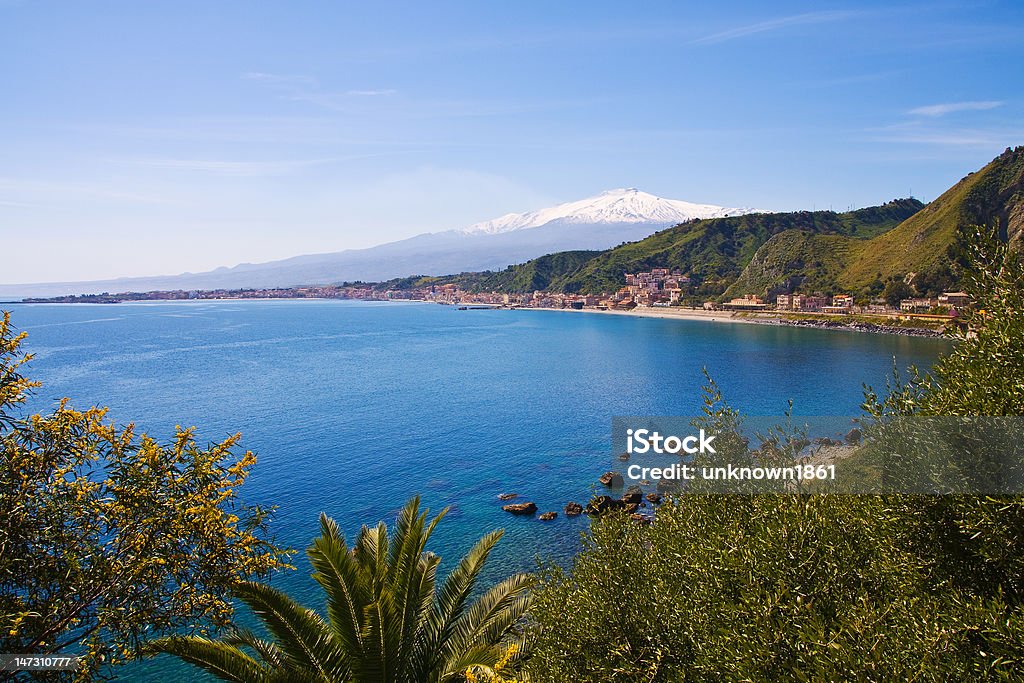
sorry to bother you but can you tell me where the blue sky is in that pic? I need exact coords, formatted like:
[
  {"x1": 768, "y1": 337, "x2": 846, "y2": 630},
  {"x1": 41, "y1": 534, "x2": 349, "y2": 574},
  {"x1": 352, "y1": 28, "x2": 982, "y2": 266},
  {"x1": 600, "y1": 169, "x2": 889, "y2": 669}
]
[{"x1": 2, "y1": 0, "x2": 1022, "y2": 283}]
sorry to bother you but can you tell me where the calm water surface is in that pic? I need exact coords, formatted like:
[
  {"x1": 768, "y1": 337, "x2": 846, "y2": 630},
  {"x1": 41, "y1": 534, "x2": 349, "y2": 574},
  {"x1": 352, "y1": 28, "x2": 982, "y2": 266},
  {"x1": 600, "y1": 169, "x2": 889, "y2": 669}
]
[{"x1": 5, "y1": 300, "x2": 950, "y2": 680}]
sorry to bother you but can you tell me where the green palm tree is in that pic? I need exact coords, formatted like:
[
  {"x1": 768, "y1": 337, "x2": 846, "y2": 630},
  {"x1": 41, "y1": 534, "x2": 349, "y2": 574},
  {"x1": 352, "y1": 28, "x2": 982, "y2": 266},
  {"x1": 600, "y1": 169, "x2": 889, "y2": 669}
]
[{"x1": 145, "y1": 496, "x2": 533, "y2": 682}]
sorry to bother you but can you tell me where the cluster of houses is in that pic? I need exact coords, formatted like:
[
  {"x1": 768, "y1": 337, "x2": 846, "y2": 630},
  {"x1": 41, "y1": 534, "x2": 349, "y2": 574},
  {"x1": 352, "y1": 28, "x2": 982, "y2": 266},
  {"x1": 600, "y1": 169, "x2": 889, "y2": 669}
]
[
  {"x1": 708, "y1": 291, "x2": 972, "y2": 316},
  {"x1": 623, "y1": 269, "x2": 690, "y2": 305},
  {"x1": 381, "y1": 272, "x2": 973, "y2": 318}
]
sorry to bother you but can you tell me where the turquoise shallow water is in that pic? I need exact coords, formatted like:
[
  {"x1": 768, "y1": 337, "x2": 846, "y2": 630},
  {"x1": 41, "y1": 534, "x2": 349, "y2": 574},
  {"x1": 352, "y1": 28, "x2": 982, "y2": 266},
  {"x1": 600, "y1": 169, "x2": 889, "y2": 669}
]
[{"x1": 4, "y1": 300, "x2": 950, "y2": 680}]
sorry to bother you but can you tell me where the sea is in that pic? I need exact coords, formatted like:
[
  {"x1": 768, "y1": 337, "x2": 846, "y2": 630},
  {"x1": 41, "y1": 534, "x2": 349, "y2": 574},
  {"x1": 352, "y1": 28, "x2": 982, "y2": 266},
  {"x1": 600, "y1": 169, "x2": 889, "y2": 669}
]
[{"x1": 3, "y1": 300, "x2": 950, "y2": 680}]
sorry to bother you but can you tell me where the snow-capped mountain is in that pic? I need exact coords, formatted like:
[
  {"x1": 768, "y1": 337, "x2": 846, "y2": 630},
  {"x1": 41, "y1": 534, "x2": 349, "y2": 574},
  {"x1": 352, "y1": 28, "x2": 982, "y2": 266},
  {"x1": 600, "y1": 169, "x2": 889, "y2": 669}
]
[
  {"x1": 463, "y1": 188, "x2": 755, "y2": 235},
  {"x1": 2, "y1": 189, "x2": 760, "y2": 298}
]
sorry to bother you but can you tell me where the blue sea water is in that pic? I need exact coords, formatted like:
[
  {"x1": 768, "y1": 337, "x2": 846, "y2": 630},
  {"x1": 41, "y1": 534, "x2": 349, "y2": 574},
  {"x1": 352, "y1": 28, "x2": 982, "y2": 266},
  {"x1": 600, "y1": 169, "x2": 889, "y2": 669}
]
[{"x1": 4, "y1": 300, "x2": 950, "y2": 680}]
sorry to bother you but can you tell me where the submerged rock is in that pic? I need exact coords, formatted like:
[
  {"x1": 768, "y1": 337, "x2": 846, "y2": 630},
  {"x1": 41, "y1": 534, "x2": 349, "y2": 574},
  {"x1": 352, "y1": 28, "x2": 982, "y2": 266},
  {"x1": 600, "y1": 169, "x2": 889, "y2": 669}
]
[{"x1": 497, "y1": 492, "x2": 518, "y2": 501}]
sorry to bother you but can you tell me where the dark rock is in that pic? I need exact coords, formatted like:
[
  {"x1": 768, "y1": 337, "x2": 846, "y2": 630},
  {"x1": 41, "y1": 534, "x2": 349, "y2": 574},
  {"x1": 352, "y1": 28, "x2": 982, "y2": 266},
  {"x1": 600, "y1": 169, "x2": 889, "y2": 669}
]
[
  {"x1": 586, "y1": 495, "x2": 626, "y2": 515},
  {"x1": 620, "y1": 491, "x2": 643, "y2": 505},
  {"x1": 645, "y1": 492, "x2": 662, "y2": 504},
  {"x1": 630, "y1": 514, "x2": 652, "y2": 526},
  {"x1": 639, "y1": 479, "x2": 652, "y2": 486},
  {"x1": 497, "y1": 493, "x2": 518, "y2": 501},
  {"x1": 538, "y1": 511, "x2": 557, "y2": 521},
  {"x1": 623, "y1": 503, "x2": 640, "y2": 514},
  {"x1": 846, "y1": 428, "x2": 863, "y2": 445},
  {"x1": 599, "y1": 471, "x2": 624, "y2": 488},
  {"x1": 502, "y1": 502, "x2": 537, "y2": 515},
  {"x1": 564, "y1": 501, "x2": 584, "y2": 516},
  {"x1": 618, "y1": 452, "x2": 630, "y2": 461}
]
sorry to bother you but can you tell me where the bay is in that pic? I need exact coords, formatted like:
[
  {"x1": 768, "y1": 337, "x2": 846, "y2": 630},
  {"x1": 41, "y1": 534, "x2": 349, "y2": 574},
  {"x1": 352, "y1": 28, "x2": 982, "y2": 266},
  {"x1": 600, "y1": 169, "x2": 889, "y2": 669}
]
[{"x1": 4, "y1": 300, "x2": 950, "y2": 679}]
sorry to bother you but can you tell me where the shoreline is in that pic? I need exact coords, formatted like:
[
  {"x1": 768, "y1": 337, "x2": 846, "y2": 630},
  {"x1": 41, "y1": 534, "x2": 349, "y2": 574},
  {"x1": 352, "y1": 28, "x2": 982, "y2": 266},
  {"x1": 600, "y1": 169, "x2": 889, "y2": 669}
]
[
  {"x1": 517, "y1": 305, "x2": 950, "y2": 338},
  {"x1": 4, "y1": 296, "x2": 950, "y2": 339}
]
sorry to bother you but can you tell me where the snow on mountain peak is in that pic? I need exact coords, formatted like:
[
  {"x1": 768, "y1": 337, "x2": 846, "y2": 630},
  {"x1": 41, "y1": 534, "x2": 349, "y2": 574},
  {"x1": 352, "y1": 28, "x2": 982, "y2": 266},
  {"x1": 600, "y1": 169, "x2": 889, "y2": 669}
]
[{"x1": 463, "y1": 188, "x2": 757, "y2": 235}]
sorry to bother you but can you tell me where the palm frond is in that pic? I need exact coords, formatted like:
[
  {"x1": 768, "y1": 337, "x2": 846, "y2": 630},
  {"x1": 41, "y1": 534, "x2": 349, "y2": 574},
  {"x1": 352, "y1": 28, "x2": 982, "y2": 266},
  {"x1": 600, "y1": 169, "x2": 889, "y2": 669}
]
[
  {"x1": 309, "y1": 512, "x2": 369, "y2": 659},
  {"x1": 233, "y1": 580, "x2": 349, "y2": 681},
  {"x1": 143, "y1": 635, "x2": 272, "y2": 683},
  {"x1": 223, "y1": 627, "x2": 286, "y2": 669},
  {"x1": 414, "y1": 529, "x2": 504, "y2": 676}
]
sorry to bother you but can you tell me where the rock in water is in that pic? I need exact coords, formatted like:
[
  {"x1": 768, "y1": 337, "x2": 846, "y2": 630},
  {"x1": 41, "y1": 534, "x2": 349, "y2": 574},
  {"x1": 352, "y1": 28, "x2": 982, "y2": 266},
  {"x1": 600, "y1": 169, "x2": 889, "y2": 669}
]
[
  {"x1": 599, "y1": 471, "x2": 624, "y2": 488},
  {"x1": 502, "y1": 502, "x2": 537, "y2": 515},
  {"x1": 539, "y1": 511, "x2": 557, "y2": 521},
  {"x1": 586, "y1": 495, "x2": 626, "y2": 515}
]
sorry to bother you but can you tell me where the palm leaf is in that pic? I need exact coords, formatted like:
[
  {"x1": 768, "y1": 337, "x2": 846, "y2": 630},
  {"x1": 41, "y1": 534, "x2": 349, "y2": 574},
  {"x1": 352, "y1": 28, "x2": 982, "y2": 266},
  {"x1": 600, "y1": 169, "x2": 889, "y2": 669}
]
[
  {"x1": 309, "y1": 512, "x2": 369, "y2": 660},
  {"x1": 233, "y1": 580, "x2": 349, "y2": 681},
  {"x1": 223, "y1": 627, "x2": 286, "y2": 669},
  {"x1": 143, "y1": 635, "x2": 272, "y2": 682}
]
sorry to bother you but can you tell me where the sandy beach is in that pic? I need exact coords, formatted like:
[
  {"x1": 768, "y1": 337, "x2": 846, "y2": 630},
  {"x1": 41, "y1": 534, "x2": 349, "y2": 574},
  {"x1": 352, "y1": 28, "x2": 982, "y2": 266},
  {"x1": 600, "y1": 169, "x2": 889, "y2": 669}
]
[
  {"x1": 532, "y1": 305, "x2": 749, "y2": 324},
  {"x1": 514, "y1": 305, "x2": 948, "y2": 337}
]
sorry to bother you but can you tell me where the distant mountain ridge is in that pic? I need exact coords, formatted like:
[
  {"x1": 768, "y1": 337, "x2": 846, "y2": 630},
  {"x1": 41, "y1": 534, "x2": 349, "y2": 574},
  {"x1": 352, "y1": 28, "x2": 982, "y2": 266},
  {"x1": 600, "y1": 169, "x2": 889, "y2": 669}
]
[{"x1": 0, "y1": 189, "x2": 758, "y2": 299}]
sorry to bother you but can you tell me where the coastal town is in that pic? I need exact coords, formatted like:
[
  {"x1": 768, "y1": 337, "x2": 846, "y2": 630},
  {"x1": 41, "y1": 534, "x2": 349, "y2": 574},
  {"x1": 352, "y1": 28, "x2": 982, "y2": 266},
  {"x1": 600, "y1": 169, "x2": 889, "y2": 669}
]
[{"x1": 18, "y1": 267, "x2": 970, "y2": 336}]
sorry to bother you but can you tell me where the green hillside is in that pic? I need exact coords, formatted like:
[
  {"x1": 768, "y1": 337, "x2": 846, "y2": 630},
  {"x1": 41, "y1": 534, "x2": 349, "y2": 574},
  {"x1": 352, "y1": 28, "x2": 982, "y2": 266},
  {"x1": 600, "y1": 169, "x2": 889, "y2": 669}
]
[
  {"x1": 839, "y1": 146, "x2": 1024, "y2": 291},
  {"x1": 724, "y1": 230, "x2": 856, "y2": 297},
  {"x1": 731, "y1": 146, "x2": 1024, "y2": 298},
  {"x1": 551, "y1": 199, "x2": 922, "y2": 295}
]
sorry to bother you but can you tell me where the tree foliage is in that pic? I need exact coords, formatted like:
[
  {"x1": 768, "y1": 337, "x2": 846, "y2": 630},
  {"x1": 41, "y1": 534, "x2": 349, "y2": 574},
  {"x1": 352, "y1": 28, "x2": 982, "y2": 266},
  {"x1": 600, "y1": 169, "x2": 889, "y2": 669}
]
[
  {"x1": 0, "y1": 311, "x2": 291, "y2": 678},
  {"x1": 147, "y1": 496, "x2": 533, "y2": 682}
]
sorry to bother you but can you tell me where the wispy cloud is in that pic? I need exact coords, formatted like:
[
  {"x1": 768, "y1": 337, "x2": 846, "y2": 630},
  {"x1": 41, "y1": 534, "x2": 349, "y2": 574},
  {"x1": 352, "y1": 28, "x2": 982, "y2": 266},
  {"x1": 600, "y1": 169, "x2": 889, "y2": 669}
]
[
  {"x1": 865, "y1": 120, "x2": 1022, "y2": 148},
  {"x1": 0, "y1": 178, "x2": 171, "y2": 204},
  {"x1": 120, "y1": 157, "x2": 335, "y2": 177},
  {"x1": 244, "y1": 72, "x2": 397, "y2": 104},
  {"x1": 115, "y1": 152, "x2": 417, "y2": 177},
  {"x1": 243, "y1": 71, "x2": 318, "y2": 88},
  {"x1": 907, "y1": 100, "x2": 1004, "y2": 117},
  {"x1": 346, "y1": 89, "x2": 397, "y2": 97},
  {"x1": 692, "y1": 10, "x2": 860, "y2": 45}
]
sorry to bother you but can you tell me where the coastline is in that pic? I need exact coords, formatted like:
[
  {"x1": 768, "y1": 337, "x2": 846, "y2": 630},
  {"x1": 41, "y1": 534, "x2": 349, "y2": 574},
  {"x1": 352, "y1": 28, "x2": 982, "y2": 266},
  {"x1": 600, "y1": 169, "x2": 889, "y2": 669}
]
[
  {"x1": 516, "y1": 305, "x2": 950, "y2": 338},
  {"x1": 4, "y1": 295, "x2": 950, "y2": 339}
]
